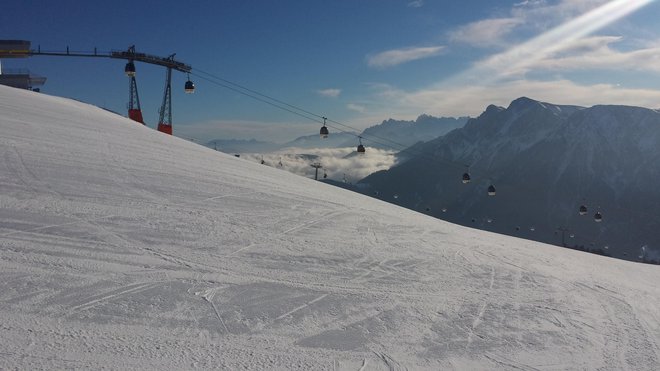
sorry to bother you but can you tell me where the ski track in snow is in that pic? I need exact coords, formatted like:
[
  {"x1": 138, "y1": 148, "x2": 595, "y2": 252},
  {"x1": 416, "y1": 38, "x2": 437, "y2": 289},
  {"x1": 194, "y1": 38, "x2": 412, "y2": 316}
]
[
  {"x1": 466, "y1": 266, "x2": 495, "y2": 351},
  {"x1": 225, "y1": 208, "x2": 345, "y2": 257},
  {"x1": 1, "y1": 86, "x2": 660, "y2": 370},
  {"x1": 275, "y1": 293, "x2": 330, "y2": 321},
  {"x1": 68, "y1": 282, "x2": 161, "y2": 314},
  {"x1": 199, "y1": 288, "x2": 230, "y2": 334}
]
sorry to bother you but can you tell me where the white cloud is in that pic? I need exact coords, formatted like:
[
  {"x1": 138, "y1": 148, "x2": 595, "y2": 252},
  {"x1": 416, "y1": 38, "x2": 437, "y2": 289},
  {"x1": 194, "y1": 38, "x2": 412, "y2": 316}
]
[
  {"x1": 449, "y1": 18, "x2": 524, "y2": 47},
  {"x1": 449, "y1": 0, "x2": 616, "y2": 49},
  {"x1": 347, "y1": 103, "x2": 367, "y2": 113},
  {"x1": 407, "y1": 0, "x2": 424, "y2": 8},
  {"x1": 349, "y1": 0, "x2": 660, "y2": 124},
  {"x1": 511, "y1": 0, "x2": 611, "y2": 23},
  {"x1": 316, "y1": 88, "x2": 341, "y2": 98},
  {"x1": 513, "y1": 0, "x2": 544, "y2": 7},
  {"x1": 527, "y1": 36, "x2": 660, "y2": 73},
  {"x1": 366, "y1": 78, "x2": 660, "y2": 118},
  {"x1": 242, "y1": 147, "x2": 397, "y2": 182},
  {"x1": 451, "y1": 0, "x2": 656, "y2": 84},
  {"x1": 367, "y1": 46, "x2": 445, "y2": 68}
]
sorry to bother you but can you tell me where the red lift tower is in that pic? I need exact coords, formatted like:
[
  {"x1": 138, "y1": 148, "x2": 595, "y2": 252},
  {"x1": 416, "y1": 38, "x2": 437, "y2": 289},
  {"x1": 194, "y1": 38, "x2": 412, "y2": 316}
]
[
  {"x1": 111, "y1": 46, "x2": 194, "y2": 135},
  {"x1": 123, "y1": 46, "x2": 144, "y2": 124},
  {"x1": 158, "y1": 58, "x2": 174, "y2": 134},
  {"x1": 0, "y1": 41, "x2": 195, "y2": 135}
]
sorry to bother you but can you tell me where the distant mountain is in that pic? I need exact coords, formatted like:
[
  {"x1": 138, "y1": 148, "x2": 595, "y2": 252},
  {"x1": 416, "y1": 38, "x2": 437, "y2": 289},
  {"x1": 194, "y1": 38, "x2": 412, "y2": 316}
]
[
  {"x1": 207, "y1": 115, "x2": 467, "y2": 154},
  {"x1": 358, "y1": 97, "x2": 660, "y2": 261},
  {"x1": 206, "y1": 138, "x2": 280, "y2": 153},
  {"x1": 358, "y1": 114, "x2": 469, "y2": 150}
]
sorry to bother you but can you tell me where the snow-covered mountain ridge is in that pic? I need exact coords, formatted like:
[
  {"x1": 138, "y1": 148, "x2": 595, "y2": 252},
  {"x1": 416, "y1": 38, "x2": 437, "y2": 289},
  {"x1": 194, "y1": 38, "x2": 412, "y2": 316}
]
[
  {"x1": 360, "y1": 97, "x2": 660, "y2": 261},
  {"x1": 359, "y1": 114, "x2": 469, "y2": 150},
  {"x1": 206, "y1": 114, "x2": 467, "y2": 154},
  {"x1": 1, "y1": 86, "x2": 659, "y2": 369}
]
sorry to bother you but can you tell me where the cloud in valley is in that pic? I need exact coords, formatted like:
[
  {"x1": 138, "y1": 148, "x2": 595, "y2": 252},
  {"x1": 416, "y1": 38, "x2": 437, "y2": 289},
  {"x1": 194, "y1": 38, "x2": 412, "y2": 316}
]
[{"x1": 241, "y1": 147, "x2": 397, "y2": 183}]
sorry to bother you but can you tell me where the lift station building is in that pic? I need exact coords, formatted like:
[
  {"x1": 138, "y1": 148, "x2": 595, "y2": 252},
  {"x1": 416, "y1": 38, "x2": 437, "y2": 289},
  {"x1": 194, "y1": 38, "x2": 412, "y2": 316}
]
[{"x1": 0, "y1": 40, "x2": 46, "y2": 91}]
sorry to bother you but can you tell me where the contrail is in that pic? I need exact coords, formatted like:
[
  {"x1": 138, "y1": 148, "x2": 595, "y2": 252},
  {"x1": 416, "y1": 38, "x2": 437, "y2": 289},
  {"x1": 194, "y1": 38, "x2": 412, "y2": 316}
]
[{"x1": 449, "y1": 0, "x2": 657, "y2": 85}]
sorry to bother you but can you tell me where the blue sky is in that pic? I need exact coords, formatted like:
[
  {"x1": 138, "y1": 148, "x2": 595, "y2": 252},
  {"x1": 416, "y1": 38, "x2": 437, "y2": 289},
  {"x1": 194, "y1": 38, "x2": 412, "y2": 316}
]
[{"x1": 3, "y1": 0, "x2": 660, "y2": 142}]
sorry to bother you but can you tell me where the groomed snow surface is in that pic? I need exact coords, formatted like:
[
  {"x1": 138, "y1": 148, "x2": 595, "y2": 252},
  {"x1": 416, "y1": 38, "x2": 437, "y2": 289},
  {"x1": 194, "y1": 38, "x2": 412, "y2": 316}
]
[{"x1": 1, "y1": 85, "x2": 659, "y2": 370}]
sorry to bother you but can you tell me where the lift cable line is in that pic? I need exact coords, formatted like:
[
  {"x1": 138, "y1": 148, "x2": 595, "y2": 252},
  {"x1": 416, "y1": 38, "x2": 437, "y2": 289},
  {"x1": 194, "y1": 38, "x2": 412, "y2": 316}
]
[
  {"x1": 191, "y1": 70, "x2": 473, "y2": 178},
  {"x1": 192, "y1": 68, "x2": 448, "y2": 158},
  {"x1": 190, "y1": 72, "x2": 320, "y2": 123},
  {"x1": 8, "y1": 42, "x2": 649, "y2": 249},
  {"x1": 192, "y1": 70, "x2": 522, "y2": 178},
  {"x1": 192, "y1": 66, "x2": 636, "y2": 240},
  {"x1": 191, "y1": 72, "x2": 419, "y2": 157},
  {"x1": 191, "y1": 66, "x2": 655, "y2": 247},
  {"x1": 0, "y1": 44, "x2": 636, "y2": 208}
]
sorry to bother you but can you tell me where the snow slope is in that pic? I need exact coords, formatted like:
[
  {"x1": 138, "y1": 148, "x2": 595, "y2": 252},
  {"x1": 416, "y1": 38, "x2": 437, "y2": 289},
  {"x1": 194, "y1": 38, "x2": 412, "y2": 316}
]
[{"x1": 1, "y1": 85, "x2": 659, "y2": 370}]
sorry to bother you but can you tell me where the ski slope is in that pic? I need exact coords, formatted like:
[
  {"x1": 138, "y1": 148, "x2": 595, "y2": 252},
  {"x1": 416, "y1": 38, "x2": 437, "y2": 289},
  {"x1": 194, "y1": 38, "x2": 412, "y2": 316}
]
[{"x1": 1, "y1": 85, "x2": 659, "y2": 370}]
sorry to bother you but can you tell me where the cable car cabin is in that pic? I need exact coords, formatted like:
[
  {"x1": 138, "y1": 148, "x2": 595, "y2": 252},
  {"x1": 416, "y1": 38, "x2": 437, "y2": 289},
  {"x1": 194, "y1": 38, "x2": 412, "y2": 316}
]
[
  {"x1": 125, "y1": 61, "x2": 136, "y2": 77},
  {"x1": 184, "y1": 80, "x2": 195, "y2": 93},
  {"x1": 320, "y1": 125, "x2": 329, "y2": 138},
  {"x1": 487, "y1": 185, "x2": 496, "y2": 196},
  {"x1": 356, "y1": 136, "x2": 366, "y2": 154},
  {"x1": 462, "y1": 173, "x2": 471, "y2": 184},
  {"x1": 579, "y1": 205, "x2": 588, "y2": 215},
  {"x1": 594, "y1": 212, "x2": 603, "y2": 222}
]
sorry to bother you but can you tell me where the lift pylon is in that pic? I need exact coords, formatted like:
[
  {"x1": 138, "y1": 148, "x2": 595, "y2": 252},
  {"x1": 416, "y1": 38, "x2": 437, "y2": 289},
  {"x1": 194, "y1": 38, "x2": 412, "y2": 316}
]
[
  {"x1": 157, "y1": 63, "x2": 173, "y2": 135},
  {"x1": 124, "y1": 46, "x2": 144, "y2": 125},
  {"x1": 128, "y1": 75, "x2": 144, "y2": 124}
]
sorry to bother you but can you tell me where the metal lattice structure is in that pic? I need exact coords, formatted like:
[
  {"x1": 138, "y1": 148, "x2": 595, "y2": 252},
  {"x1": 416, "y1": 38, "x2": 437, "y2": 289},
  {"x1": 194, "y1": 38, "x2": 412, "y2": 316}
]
[
  {"x1": 0, "y1": 40, "x2": 193, "y2": 134},
  {"x1": 157, "y1": 62, "x2": 174, "y2": 135}
]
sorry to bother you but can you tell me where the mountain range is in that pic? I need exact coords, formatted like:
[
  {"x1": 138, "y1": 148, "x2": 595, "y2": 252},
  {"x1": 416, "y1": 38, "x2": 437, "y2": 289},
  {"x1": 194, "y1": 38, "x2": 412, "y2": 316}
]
[
  {"x1": 359, "y1": 114, "x2": 469, "y2": 150},
  {"x1": 207, "y1": 115, "x2": 468, "y2": 153},
  {"x1": 359, "y1": 97, "x2": 660, "y2": 261}
]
